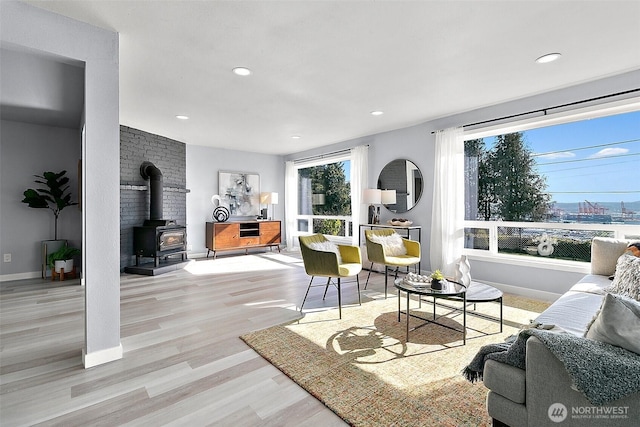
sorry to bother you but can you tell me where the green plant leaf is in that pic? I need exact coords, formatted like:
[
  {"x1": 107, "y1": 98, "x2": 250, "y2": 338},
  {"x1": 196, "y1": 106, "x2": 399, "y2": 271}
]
[
  {"x1": 47, "y1": 245, "x2": 81, "y2": 268},
  {"x1": 22, "y1": 170, "x2": 77, "y2": 239}
]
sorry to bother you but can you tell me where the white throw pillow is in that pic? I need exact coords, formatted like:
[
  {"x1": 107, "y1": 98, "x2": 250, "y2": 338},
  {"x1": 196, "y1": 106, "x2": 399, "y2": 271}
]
[
  {"x1": 585, "y1": 293, "x2": 640, "y2": 354},
  {"x1": 369, "y1": 233, "x2": 407, "y2": 256},
  {"x1": 607, "y1": 252, "x2": 640, "y2": 301},
  {"x1": 590, "y1": 237, "x2": 630, "y2": 276},
  {"x1": 308, "y1": 241, "x2": 342, "y2": 264}
]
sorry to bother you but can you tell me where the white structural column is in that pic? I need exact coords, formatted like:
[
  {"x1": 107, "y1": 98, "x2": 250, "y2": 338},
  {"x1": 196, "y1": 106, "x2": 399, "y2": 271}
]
[{"x1": 1, "y1": 1, "x2": 122, "y2": 368}]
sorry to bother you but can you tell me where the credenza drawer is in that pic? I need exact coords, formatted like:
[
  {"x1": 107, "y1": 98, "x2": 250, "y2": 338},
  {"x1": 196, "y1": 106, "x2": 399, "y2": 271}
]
[{"x1": 206, "y1": 221, "x2": 281, "y2": 258}]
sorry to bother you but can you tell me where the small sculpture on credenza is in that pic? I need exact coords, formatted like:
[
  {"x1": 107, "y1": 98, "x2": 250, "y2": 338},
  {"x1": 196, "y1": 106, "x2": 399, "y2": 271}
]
[{"x1": 211, "y1": 195, "x2": 230, "y2": 222}]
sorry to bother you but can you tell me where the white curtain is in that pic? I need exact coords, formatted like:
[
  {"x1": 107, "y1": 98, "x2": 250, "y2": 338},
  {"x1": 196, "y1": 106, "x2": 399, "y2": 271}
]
[
  {"x1": 284, "y1": 160, "x2": 297, "y2": 249},
  {"x1": 430, "y1": 127, "x2": 465, "y2": 276},
  {"x1": 350, "y1": 145, "x2": 369, "y2": 246}
]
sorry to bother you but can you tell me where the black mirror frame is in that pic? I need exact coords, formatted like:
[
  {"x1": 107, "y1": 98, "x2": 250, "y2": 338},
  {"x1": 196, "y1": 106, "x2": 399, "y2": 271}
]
[{"x1": 377, "y1": 158, "x2": 423, "y2": 214}]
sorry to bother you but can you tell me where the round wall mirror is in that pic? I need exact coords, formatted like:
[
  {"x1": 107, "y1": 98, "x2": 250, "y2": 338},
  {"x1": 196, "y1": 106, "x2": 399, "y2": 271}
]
[{"x1": 377, "y1": 159, "x2": 423, "y2": 213}]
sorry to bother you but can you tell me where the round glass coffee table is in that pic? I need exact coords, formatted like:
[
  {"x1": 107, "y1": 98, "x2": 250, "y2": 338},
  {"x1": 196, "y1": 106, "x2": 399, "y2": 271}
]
[{"x1": 394, "y1": 277, "x2": 467, "y2": 344}]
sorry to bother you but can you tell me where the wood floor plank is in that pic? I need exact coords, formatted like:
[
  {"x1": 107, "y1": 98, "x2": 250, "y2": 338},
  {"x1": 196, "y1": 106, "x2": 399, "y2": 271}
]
[{"x1": 1, "y1": 253, "x2": 352, "y2": 426}]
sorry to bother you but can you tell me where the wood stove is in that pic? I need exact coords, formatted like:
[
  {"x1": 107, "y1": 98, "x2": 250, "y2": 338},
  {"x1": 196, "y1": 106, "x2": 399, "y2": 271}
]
[
  {"x1": 133, "y1": 221, "x2": 187, "y2": 267},
  {"x1": 132, "y1": 162, "x2": 187, "y2": 268}
]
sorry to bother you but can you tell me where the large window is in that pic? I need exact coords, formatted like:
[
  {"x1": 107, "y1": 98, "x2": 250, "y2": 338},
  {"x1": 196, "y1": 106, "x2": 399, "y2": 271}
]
[
  {"x1": 464, "y1": 109, "x2": 640, "y2": 262},
  {"x1": 297, "y1": 158, "x2": 353, "y2": 238}
]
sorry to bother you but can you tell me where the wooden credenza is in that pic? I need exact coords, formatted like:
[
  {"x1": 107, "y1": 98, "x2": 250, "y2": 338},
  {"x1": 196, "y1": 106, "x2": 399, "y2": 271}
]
[{"x1": 205, "y1": 220, "x2": 281, "y2": 259}]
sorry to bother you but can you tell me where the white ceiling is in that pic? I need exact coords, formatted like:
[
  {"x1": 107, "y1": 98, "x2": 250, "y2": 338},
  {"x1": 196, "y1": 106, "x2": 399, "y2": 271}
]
[{"x1": 12, "y1": 1, "x2": 640, "y2": 155}]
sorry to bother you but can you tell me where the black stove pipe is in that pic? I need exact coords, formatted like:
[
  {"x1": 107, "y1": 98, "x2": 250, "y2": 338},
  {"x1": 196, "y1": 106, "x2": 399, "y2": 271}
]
[{"x1": 140, "y1": 161, "x2": 163, "y2": 220}]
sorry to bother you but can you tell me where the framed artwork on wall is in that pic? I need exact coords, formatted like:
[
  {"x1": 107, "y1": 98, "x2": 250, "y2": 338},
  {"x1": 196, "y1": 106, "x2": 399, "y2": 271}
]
[{"x1": 219, "y1": 171, "x2": 260, "y2": 219}]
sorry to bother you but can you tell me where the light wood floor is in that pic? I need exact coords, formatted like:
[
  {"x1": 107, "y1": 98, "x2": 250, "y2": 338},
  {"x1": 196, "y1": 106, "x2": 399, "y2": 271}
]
[{"x1": 1, "y1": 251, "x2": 388, "y2": 426}]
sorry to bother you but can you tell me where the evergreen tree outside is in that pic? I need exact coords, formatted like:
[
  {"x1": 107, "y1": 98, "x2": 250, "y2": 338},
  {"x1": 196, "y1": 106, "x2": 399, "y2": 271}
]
[
  {"x1": 299, "y1": 161, "x2": 351, "y2": 236},
  {"x1": 466, "y1": 132, "x2": 550, "y2": 221}
]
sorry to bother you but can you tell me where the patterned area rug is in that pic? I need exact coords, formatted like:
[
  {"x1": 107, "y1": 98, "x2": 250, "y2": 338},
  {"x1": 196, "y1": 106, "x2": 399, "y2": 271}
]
[{"x1": 241, "y1": 292, "x2": 550, "y2": 426}]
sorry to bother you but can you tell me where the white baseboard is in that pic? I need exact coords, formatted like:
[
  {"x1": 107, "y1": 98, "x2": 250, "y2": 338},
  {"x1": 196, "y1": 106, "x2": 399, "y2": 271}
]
[
  {"x1": 0, "y1": 271, "x2": 41, "y2": 282},
  {"x1": 479, "y1": 279, "x2": 561, "y2": 302},
  {"x1": 83, "y1": 343, "x2": 123, "y2": 368}
]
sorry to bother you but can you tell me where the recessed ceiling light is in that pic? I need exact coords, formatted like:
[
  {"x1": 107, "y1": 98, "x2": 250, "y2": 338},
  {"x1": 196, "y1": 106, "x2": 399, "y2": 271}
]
[
  {"x1": 176, "y1": 115, "x2": 189, "y2": 120},
  {"x1": 371, "y1": 111, "x2": 384, "y2": 116},
  {"x1": 233, "y1": 67, "x2": 252, "y2": 76},
  {"x1": 535, "y1": 53, "x2": 562, "y2": 64},
  {"x1": 291, "y1": 135, "x2": 301, "y2": 139}
]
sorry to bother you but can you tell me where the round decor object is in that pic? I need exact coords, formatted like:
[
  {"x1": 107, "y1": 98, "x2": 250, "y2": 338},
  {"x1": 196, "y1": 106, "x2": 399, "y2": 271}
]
[
  {"x1": 537, "y1": 234, "x2": 555, "y2": 256},
  {"x1": 212, "y1": 206, "x2": 230, "y2": 222},
  {"x1": 211, "y1": 195, "x2": 223, "y2": 206}
]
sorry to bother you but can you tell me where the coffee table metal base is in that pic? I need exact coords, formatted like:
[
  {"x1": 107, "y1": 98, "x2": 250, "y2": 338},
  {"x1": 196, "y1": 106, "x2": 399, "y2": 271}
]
[
  {"x1": 423, "y1": 281, "x2": 503, "y2": 333},
  {"x1": 397, "y1": 289, "x2": 467, "y2": 344}
]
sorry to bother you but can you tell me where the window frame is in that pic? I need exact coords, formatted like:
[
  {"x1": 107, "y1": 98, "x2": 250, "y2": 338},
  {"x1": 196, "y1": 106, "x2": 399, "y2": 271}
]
[
  {"x1": 291, "y1": 151, "x2": 354, "y2": 245},
  {"x1": 462, "y1": 97, "x2": 640, "y2": 270}
]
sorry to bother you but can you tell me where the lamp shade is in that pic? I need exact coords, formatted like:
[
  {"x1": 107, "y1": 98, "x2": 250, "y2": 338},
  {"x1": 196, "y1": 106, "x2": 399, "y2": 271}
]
[
  {"x1": 362, "y1": 188, "x2": 381, "y2": 204},
  {"x1": 381, "y1": 189, "x2": 397, "y2": 204},
  {"x1": 260, "y1": 192, "x2": 278, "y2": 205}
]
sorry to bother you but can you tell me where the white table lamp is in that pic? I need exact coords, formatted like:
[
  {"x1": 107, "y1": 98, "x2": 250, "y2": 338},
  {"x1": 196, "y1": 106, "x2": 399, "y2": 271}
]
[
  {"x1": 381, "y1": 189, "x2": 397, "y2": 205},
  {"x1": 260, "y1": 192, "x2": 279, "y2": 220}
]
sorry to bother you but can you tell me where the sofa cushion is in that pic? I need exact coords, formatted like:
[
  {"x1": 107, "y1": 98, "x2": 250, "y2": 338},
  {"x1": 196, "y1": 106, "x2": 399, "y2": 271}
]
[
  {"x1": 486, "y1": 391, "x2": 527, "y2": 427},
  {"x1": 590, "y1": 237, "x2": 630, "y2": 276},
  {"x1": 569, "y1": 274, "x2": 611, "y2": 295},
  {"x1": 484, "y1": 359, "x2": 526, "y2": 403},
  {"x1": 535, "y1": 291, "x2": 604, "y2": 336},
  {"x1": 586, "y1": 293, "x2": 640, "y2": 354},
  {"x1": 608, "y1": 252, "x2": 640, "y2": 301}
]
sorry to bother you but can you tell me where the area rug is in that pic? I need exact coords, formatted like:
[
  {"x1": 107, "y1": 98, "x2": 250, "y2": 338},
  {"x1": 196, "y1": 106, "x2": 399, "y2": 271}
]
[{"x1": 241, "y1": 292, "x2": 550, "y2": 426}]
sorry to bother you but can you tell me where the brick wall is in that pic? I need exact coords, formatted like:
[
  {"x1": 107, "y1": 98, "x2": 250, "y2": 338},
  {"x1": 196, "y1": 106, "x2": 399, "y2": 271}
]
[{"x1": 120, "y1": 126, "x2": 187, "y2": 269}]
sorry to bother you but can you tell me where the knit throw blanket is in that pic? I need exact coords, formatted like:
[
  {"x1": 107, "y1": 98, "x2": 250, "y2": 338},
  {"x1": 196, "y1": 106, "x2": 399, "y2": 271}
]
[{"x1": 462, "y1": 328, "x2": 640, "y2": 405}]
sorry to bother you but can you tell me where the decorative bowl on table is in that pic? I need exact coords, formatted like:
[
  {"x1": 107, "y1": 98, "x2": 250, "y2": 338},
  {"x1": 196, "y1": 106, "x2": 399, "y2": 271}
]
[{"x1": 388, "y1": 218, "x2": 413, "y2": 226}]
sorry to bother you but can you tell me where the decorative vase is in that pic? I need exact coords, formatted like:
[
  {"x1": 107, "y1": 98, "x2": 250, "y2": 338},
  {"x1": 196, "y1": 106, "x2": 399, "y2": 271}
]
[{"x1": 431, "y1": 278, "x2": 444, "y2": 290}]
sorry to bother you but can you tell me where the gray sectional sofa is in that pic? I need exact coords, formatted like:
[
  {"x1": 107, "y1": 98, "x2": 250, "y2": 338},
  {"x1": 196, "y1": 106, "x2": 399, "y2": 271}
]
[{"x1": 483, "y1": 237, "x2": 640, "y2": 427}]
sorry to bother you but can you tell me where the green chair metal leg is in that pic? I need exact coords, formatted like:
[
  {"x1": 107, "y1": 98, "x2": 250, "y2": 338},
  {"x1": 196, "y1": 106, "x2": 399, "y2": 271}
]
[
  {"x1": 384, "y1": 267, "x2": 388, "y2": 299},
  {"x1": 322, "y1": 277, "x2": 331, "y2": 300},
  {"x1": 365, "y1": 262, "x2": 374, "y2": 289},
  {"x1": 300, "y1": 276, "x2": 315, "y2": 312},
  {"x1": 337, "y1": 278, "x2": 342, "y2": 319}
]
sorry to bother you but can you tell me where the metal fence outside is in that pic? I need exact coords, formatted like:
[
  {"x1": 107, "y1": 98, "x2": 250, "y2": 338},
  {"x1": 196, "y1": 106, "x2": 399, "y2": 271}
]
[{"x1": 464, "y1": 221, "x2": 635, "y2": 263}]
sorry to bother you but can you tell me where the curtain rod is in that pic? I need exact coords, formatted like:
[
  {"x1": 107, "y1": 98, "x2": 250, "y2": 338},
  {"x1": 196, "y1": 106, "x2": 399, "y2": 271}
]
[
  {"x1": 292, "y1": 144, "x2": 369, "y2": 164},
  {"x1": 431, "y1": 88, "x2": 640, "y2": 134}
]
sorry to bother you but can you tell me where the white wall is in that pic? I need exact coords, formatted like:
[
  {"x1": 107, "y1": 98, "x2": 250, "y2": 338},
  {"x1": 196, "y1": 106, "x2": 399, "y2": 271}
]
[
  {"x1": 1, "y1": 1, "x2": 121, "y2": 367},
  {"x1": 186, "y1": 144, "x2": 284, "y2": 256},
  {"x1": 425, "y1": 69, "x2": 640, "y2": 299},
  {"x1": 0, "y1": 120, "x2": 82, "y2": 278},
  {"x1": 286, "y1": 69, "x2": 640, "y2": 300}
]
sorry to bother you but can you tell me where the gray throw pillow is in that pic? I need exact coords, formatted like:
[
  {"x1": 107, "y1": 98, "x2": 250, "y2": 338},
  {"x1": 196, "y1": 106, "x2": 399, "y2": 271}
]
[
  {"x1": 607, "y1": 252, "x2": 640, "y2": 301},
  {"x1": 585, "y1": 293, "x2": 640, "y2": 354}
]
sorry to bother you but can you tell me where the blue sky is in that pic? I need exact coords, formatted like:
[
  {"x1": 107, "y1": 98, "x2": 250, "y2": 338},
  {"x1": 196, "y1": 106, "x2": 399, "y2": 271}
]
[{"x1": 486, "y1": 110, "x2": 640, "y2": 205}]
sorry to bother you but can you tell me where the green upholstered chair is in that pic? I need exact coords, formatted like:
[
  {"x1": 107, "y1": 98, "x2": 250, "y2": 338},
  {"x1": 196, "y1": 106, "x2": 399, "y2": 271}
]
[
  {"x1": 298, "y1": 234, "x2": 362, "y2": 319},
  {"x1": 364, "y1": 229, "x2": 421, "y2": 298}
]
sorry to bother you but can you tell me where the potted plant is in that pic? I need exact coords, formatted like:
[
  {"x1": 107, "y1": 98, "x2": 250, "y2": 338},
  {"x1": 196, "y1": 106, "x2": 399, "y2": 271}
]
[
  {"x1": 47, "y1": 245, "x2": 81, "y2": 274},
  {"x1": 21, "y1": 170, "x2": 78, "y2": 240},
  {"x1": 430, "y1": 269, "x2": 445, "y2": 290}
]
